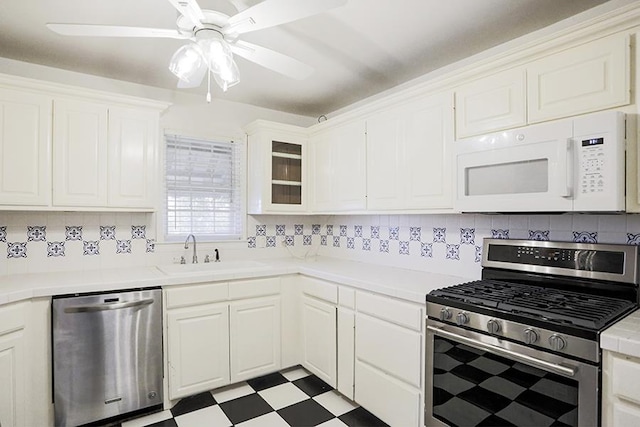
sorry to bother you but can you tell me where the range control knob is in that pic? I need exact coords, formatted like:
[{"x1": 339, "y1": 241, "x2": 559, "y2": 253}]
[
  {"x1": 487, "y1": 319, "x2": 501, "y2": 334},
  {"x1": 439, "y1": 307, "x2": 452, "y2": 322},
  {"x1": 523, "y1": 328, "x2": 539, "y2": 345},
  {"x1": 549, "y1": 334, "x2": 567, "y2": 351},
  {"x1": 456, "y1": 312, "x2": 470, "y2": 326}
]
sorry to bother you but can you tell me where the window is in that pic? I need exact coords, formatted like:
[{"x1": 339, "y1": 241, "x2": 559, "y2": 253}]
[{"x1": 164, "y1": 134, "x2": 245, "y2": 241}]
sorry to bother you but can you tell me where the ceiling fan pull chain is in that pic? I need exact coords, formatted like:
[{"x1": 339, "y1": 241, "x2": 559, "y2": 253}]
[{"x1": 206, "y1": 67, "x2": 212, "y2": 103}]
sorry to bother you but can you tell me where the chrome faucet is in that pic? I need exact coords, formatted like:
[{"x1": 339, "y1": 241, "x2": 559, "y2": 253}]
[{"x1": 184, "y1": 234, "x2": 197, "y2": 264}]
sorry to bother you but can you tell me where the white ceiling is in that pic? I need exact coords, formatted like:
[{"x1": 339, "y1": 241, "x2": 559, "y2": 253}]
[{"x1": 0, "y1": 0, "x2": 613, "y2": 118}]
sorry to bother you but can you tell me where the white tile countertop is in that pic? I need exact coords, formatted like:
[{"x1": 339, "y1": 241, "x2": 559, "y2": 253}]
[
  {"x1": 601, "y1": 309, "x2": 640, "y2": 357},
  {"x1": 0, "y1": 256, "x2": 467, "y2": 306}
]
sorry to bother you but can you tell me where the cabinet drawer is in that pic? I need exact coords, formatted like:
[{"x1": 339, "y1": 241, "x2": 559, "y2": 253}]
[
  {"x1": 339, "y1": 287, "x2": 355, "y2": 309},
  {"x1": 0, "y1": 302, "x2": 26, "y2": 335},
  {"x1": 229, "y1": 277, "x2": 280, "y2": 300},
  {"x1": 356, "y1": 291, "x2": 422, "y2": 331},
  {"x1": 612, "y1": 356, "x2": 640, "y2": 405},
  {"x1": 165, "y1": 282, "x2": 228, "y2": 309},
  {"x1": 356, "y1": 313, "x2": 421, "y2": 387},
  {"x1": 301, "y1": 276, "x2": 338, "y2": 304}
]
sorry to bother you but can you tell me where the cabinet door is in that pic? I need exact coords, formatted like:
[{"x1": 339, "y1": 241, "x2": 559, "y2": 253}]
[
  {"x1": 455, "y1": 67, "x2": 526, "y2": 138},
  {"x1": 0, "y1": 88, "x2": 51, "y2": 206},
  {"x1": 230, "y1": 296, "x2": 281, "y2": 383},
  {"x1": 302, "y1": 296, "x2": 337, "y2": 387},
  {"x1": 53, "y1": 99, "x2": 108, "y2": 206},
  {"x1": 107, "y1": 107, "x2": 158, "y2": 208},
  {"x1": 312, "y1": 121, "x2": 366, "y2": 212},
  {"x1": 0, "y1": 329, "x2": 26, "y2": 427},
  {"x1": 337, "y1": 308, "x2": 355, "y2": 400},
  {"x1": 167, "y1": 303, "x2": 230, "y2": 399},
  {"x1": 528, "y1": 32, "x2": 630, "y2": 123}
]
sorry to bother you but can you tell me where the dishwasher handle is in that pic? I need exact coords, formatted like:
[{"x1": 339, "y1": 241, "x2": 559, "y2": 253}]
[{"x1": 64, "y1": 298, "x2": 154, "y2": 313}]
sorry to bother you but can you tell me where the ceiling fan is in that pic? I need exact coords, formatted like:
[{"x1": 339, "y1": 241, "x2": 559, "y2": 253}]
[{"x1": 47, "y1": 0, "x2": 347, "y2": 101}]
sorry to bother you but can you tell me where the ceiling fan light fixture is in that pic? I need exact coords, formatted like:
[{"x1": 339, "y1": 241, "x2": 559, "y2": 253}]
[
  {"x1": 168, "y1": 42, "x2": 204, "y2": 83},
  {"x1": 213, "y1": 59, "x2": 240, "y2": 92},
  {"x1": 196, "y1": 30, "x2": 240, "y2": 92}
]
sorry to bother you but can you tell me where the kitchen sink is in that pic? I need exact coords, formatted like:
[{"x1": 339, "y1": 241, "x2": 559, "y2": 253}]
[{"x1": 157, "y1": 260, "x2": 270, "y2": 276}]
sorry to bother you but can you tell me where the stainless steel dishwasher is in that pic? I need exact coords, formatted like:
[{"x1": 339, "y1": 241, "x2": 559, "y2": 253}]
[{"x1": 52, "y1": 288, "x2": 163, "y2": 426}]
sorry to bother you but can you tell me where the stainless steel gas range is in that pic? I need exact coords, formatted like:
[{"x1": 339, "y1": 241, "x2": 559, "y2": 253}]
[{"x1": 425, "y1": 239, "x2": 640, "y2": 427}]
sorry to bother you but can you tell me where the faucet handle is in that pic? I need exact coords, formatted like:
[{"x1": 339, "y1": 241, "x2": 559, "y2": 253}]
[
  {"x1": 204, "y1": 254, "x2": 210, "y2": 263},
  {"x1": 180, "y1": 256, "x2": 186, "y2": 264}
]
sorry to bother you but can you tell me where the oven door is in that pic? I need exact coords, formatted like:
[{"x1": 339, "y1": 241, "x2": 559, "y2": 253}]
[{"x1": 425, "y1": 321, "x2": 598, "y2": 427}]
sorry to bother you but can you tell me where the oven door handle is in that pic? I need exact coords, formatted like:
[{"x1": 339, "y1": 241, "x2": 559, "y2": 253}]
[{"x1": 427, "y1": 325, "x2": 577, "y2": 377}]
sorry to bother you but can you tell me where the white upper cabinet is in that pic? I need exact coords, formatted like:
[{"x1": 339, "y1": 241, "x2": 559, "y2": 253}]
[
  {"x1": 246, "y1": 120, "x2": 308, "y2": 214},
  {"x1": 311, "y1": 120, "x2": 366, "y2": 212},
  {"x1": 455, "y1": 67, "x2": 527, "y2": 138},
  {"x1": 107, "y1": 106, "x2": 158, "y2": 208},
  {"x1": 53, "y1": 99, "x2": 108, "y2": 207},
  {"x1": 0, "y1": 88, "x2": 52, "y2": 207},
  {"x1": 366, "y1": 92, "x2": 454, "y2": 211},
  {"x1": 527, "y1": 32, "x2": 630, "y2": 123}
]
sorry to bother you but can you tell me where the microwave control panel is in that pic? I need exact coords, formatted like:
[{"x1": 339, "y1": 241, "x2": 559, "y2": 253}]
[{"x1": 579, "y1": 137, "x2": 605, "y2": 195}]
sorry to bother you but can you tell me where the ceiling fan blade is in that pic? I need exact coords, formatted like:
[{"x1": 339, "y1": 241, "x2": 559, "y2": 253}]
[
  {"x1": 231, "y1": 40, "x2": 313, "y2": 80},
  {"x1": 223, "y1": 0, "x2": 347, "y2": 35},
  {"x1": 46, "y1": 23, "x2": 189, "y2": 39},
  {"x1": 166, "y1": 0, "x2": 206, "y2": 29}
]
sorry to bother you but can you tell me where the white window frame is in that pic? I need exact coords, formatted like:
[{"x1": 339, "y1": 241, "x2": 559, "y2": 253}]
[{"x1": 162, "y1": 132, "x2": 246, "y2": 242}]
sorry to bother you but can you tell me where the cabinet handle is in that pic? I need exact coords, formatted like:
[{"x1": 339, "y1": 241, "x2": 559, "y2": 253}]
[{"x1": 64, "y1": 298, "x2": 154, "y2": 313}]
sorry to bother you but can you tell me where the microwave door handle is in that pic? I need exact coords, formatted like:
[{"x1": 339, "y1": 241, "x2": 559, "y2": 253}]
[{"x1": 559, "y1": 138, "x2": 573, "y2": 198}]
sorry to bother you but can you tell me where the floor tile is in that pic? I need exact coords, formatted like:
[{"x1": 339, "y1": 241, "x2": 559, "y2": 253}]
[
  {"x1": 281, "y1": 365, "x2": 311, "y2": 382},
  {"x1": 174, "y1": 405, "x2": 232, "y2": 427},
  {"x1": 314, "y1": 391, "x2": 359, "y2": 416},
  {"x1": 219, "y1": 393, "x2": 274, "y2": 424},
  {"x1": 339, "y1": 407, "x2": 388, "y2": 427},
  {"x1": 258, "y1": 382, "x2": 310, "y2": 410},
  {"x1": 145, "y1": 419, "x2": 178, "y2": 427},
  {"x1": 277, "y1": 399, "x2": 335, "y2": 426},
  {"x1": 247, "y1": 372, "x2": 289, "y2": 391},
  {"x1": 211, "y1": 381, "x2": 254, "y2": 403},
  {"x1": 318, "y1": 418, "x2": 349, "y2": 427},
  {"x1": 235, "y1": 411, "x2": 290, "y2": 427},
  {"x1": 294, "y1": 374, "x2": 333, "y2": 397},
  {"x1": 122, "y1": 410, "x2": 173, "y2": 427},
  {"x1": 170, "y1": 392, "x2": 216, "y2": 417}
]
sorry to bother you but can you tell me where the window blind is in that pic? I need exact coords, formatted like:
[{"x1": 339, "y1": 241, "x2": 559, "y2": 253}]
[{"x1": 164, "y1": 134, "x2": 244, "y2": 241}]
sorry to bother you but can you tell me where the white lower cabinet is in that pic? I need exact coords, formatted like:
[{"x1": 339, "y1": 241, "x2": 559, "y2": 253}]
[
  {"x1": 0, "y1": 328, "x2": 25, "y2": 427},
  {"x1": 603, "y1": 350, "x2": 640, "y2": 426},
  {"x1": 302, "y1": 296, "x2": 337, "y2": 387}
]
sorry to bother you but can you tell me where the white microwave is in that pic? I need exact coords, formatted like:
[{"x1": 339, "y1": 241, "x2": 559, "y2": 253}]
[{"x1": 454, "y1": 110, "x2": 626, "y2": 212}]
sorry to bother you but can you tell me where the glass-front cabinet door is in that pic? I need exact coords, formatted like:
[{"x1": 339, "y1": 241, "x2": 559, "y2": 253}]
[{"x1": 246, "y1": 120, "x2": 307, "y2": 214}]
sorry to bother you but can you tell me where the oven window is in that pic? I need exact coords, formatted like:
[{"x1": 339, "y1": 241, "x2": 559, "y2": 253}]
[
  {"x1": 432, "y1": 336, "x2": 578, "y2": 427},
  {"x1": 465, "y1": 159, "x2": 548, "y2": 196}
]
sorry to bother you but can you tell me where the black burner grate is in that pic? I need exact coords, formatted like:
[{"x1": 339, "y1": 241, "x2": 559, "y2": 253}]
[{"x1": 430, "y1": 280, "x2": 635, "y2": 329}]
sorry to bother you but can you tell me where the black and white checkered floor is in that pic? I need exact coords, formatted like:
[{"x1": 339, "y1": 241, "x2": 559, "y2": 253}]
[{"x1": 122, "y1": 366, "x2": 388, "y2": 427}]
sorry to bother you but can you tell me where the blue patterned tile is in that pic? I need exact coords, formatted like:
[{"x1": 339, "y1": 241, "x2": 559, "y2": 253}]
[
  {"x1": 266, "y1": 236, "x2": 276, "y2": 248},
  {"x1": 303, "y1": 235, "x2": 312, "y2": 246},
  {"x1": 340, "y1": 225, "x2": 347, "y2": 237},
  {"x1": 627, "y1": 233, "x2": 640, "y2": 245},
  {"x1": 294, "y1": 224, "x2": 303, "y2": 235},
  {"x1": 276, "y1": 225, "x2": 286, "y2": 236},
  {"x1": 362, "y1": 238, "x2": 371, "y2": 251},
  {"x1": 446, "y1": 244, "x2": 460, "y2": 260},
  {"x1": 247, "y1": 236, "x2": 256, "y2": 248},
  {"x1": 326, "y1": 225, "x2": 334, "y2": 236},
  {"x1": 370, "y1": 226, "x2": 380, "y2": 239},
  {"x1": 460, "y1": 228, "x2": 475, "y2": 245},
  {"x1": 399, "y1": 241, "x2": 410, "y2": 255},
  {"x1": 421, "y1": 242, "x2": 433, "y2": 258},
  {"x1": 83, "y1": 241, "x2": 100, "y2": 256},
  {"x1": 433, "y1": 228, "x2": 446, "y2": 243},
  {"x1": 354, "y1": 225, "x2": 363, "y2": 238},
  {"x1": 100, "y1": 226, "x2": 116, "y2": 240},
  {"x1": 573, "y1": 231, "x2": 597, "y2": 243},
  {"x1": 116, "y1": 240, "x2": 131, "y2": 254},
  {"x1": 491, "y1": 229, "x2": 510, "y2": 239},
  {"x1": 146, "y1": 239, "x2": 155, "y2": 253},
  {"x1": 347, "y1": 237, "x2": 355, "y2": 249},
  {"x1": 410, "y1": 227, "x2": 421, "y2": 242},
  {"x1": 529, "y1": 230, "x2": 550, "y2": 241},
  {"x1": 27, "y1": 226, "x2": 46, "y2": 242},
  {"x1": 47, "y1": 242, "x2": 65, "y2": 257},
  {"x1": 7, "y1": 242, "x2": 27, "y2": 258},
  {"x1": 475, "y1": 246, "x2": 482, "y2": 263},
  {"x1": 333, "y1": 236, "x2": 340, "y2": 247},
  {"x1": 321, "y1": 235, "x2": 328, "y2": 246},
  {"x1": 379, "y1": 240, "x2": 389, "y2": 253},
  {"x1": 131, "y1": 225, "x2": 146, "y2": 239},
  {"x1": 389, "y1": 227, "x2": 399, "y2": 240},
  {"x1": 256, "y1": 225, "x2": 267, "y2": 236},
  {"x1": 65, "y1": 226, "x2": 83, "y2": 241},
  {"x1": 0, "y1": 226, "x2": 6, "y2": 242},
  {"x1": 312, "y1": 224, "x2": 321, "y2": 235},
  {"x1": 285, "y1": 235, "x2": 295, "y2": 246}
]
